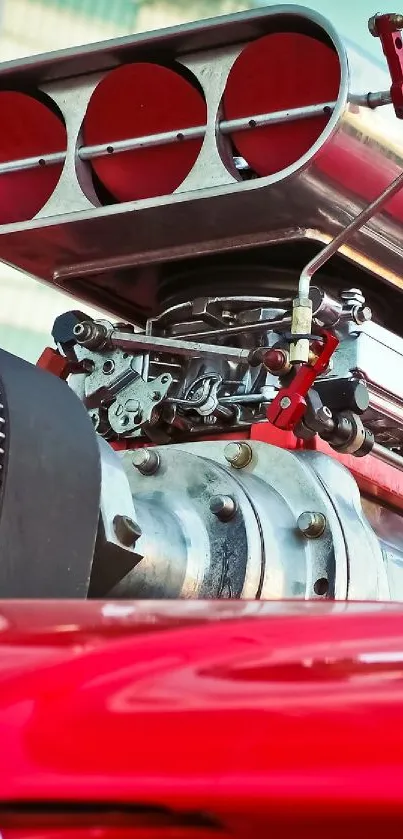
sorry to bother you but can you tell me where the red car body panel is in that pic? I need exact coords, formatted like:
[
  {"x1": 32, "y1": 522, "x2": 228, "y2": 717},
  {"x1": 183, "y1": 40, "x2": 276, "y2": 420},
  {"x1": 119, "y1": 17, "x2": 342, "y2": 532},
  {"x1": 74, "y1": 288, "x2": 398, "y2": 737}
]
[{"x1": 0, "y1": 600, "x2": 403, "y2": 837}]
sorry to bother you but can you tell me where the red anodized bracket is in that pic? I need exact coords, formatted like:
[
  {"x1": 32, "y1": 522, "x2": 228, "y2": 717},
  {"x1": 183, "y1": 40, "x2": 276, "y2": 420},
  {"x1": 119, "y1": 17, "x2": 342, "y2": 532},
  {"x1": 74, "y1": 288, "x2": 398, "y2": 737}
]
[
  {"x1": 37, "y1": 347, "x2": 71, "y2": 380},
  {"x1": 369, "y1": 12, "x2": 403, "y2": 118},
  {"x1": 266, "y1": 330, "x2": 339, "y2": 431}
]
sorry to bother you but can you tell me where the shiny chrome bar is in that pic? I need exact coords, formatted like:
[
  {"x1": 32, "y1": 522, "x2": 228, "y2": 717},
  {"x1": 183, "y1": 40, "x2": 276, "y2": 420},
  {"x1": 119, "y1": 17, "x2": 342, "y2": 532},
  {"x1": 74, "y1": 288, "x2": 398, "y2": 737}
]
[
  {"x1": 372, "y1": 442, "x2": 403, "y2": 473},
  {"x1": 0, "y1": 150, "x2": 66, "y2": 175},
  {"x1": 110, "y1": 329, "x2": 252, "y2": 363},
  {"x1": 0, "y1": 101, "x2": 336, "y2": 176},
  {"x1": 298, "y1": 169, "x2": 403, "y2": 300}
]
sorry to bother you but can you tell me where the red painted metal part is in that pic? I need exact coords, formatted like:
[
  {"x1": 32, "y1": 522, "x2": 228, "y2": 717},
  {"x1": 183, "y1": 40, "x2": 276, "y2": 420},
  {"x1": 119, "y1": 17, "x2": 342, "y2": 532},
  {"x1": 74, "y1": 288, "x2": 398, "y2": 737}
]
[
  {"x1": 266, "y1": 330, "x2": 339, "y2": 430},
  {"x1": 0, "y1": 91, "x2": 66, "y2": 225},
  {"x1": 223, "y1": 32, "x2": 340, "y2": 175},
  {"x1": 36, "y1": 348, "x2": 71, "y2": 380},
  {"x1": 1, "y1": 600, "x2": 403, "y2": 835},
  {"x1": 370, "y1": 13, "x2": 403, "y2": 118},
  {"x1": 83, "y1": 63, "x2": 207, "y2": 202}
]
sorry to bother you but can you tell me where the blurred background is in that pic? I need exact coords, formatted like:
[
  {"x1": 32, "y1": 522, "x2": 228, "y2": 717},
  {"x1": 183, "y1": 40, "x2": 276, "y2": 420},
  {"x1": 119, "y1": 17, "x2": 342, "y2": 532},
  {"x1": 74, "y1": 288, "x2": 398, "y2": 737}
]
[{"x1": 0, "y1": 0, "x2": 395, "y2": 361}]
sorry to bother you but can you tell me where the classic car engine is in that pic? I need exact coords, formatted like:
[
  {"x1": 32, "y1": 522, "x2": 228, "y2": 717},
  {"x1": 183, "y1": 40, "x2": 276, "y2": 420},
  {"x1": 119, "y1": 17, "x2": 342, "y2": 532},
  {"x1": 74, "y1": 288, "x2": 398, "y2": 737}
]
[{"x1": 1, "y1": 5, "x2": 403, "y2": 599}]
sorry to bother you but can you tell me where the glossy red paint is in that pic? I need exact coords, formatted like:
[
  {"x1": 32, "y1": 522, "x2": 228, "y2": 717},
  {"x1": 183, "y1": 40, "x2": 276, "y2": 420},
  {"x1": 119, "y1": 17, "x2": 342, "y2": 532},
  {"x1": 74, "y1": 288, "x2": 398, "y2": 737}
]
[
  {"x1": 266, "y1": 330, "x2": 339, "y2": 430},
  {"x1": 223, "y1": 32, "x2": 340, "y2": 175},
  {"x1": 0, "y1": 91, "x2": 66, "y2": 225},
  {"x1": 1, "y1": 600, "x2": 403, "y2": 836},
  {"x1": 83, "y1": 63, "x2": 207, "y2": 202},
  {"x1": 36, "y1": 348, "x2": 71, "y2": 380}
]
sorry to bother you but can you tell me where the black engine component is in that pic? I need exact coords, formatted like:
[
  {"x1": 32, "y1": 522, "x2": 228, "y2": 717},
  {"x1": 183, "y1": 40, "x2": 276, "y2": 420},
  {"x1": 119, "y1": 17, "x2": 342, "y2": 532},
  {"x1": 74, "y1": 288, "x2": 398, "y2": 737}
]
[
  {"x1": 315, "y1": 377, "x2": 370, "y2": 415},
  {"x1": 0, "y1": 349, "x2": 101, "y2": 597}
]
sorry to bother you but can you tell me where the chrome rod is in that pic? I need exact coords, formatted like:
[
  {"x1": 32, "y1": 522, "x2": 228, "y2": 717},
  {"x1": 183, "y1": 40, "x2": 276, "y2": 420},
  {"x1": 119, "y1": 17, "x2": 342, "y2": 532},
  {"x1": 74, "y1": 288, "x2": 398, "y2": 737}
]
[
  {"x1": 181, "y1": 316, "x2": 291, "y2": 340},
  {"x1": 219, "y1": 101, "x2": 335, "y2": 134},
  {"x1": 110, "y1": 330, "x2": 251, "y2": 364},
  {"x1": 80, "y1": 124, "x2": 205, "y2": 159},
  {"x1": 81, "y1": 102, "x2": 336, "y2": 160},
  {"x1": 0, "y1": 101, "x2": 336, "y2": 176},
  {"x1": 0, "y1": 150, "x2": 66, "y2": 175},
  {"x1": 298, "y1": 168, "x2": 403, "y2": 300},
  {"x1": 372, "y1": 442, "x2": 403, "y2": 473}
]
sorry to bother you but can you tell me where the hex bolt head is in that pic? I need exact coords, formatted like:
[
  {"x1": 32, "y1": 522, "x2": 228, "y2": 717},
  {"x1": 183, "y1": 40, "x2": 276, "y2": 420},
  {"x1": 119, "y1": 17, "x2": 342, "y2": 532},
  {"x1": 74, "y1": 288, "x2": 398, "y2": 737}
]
[
  {"x1": 369, "y1": 13, "x2": 403, "y2": 35},
  {"x1": 81, "y1": 358, "x2": 95, "y2": 374},
  {"x1": 73, "y1": 322, "x2": 87, "y2": 338},
  {"x1": 210, "y1": 494, "x2": 237, "y2": 521},
  {"x1": 353, "y1": 305, "x2": 372, "y2": 325},
  {"x1": 73, "y1": 320, "x2": 109, "y2": 350},
  {"x1": 125, "y1": 399, "x2": 141, "y2": 414},
  {"x1": 102, "y1": 359, "x2": 115, "y2": 375},
  {"x1": 317, "y1": 406, "x2": 335, "y2": 432},
  {"x1": 297, "y1": 511, "x2": 326, "y2": 539},
  {"x1": 52, "y1": 310, "x2": 89, "y2": 349},
  {"x1": 224, "y1": 441, "x2": 252, "y2": 469},
  {"x1": 113, "y1": 514, "x2": 142, "y2": 547},
  {"x1": 132, "y1": 448, "x2": 160, "y2": 475}
]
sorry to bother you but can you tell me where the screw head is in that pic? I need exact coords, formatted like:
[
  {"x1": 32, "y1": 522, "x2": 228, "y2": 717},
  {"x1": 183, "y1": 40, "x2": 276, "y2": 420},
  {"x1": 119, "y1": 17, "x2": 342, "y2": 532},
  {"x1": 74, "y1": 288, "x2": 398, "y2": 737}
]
[
  {"x1": 73, "y1": 320, "x2": 99, "y2": 345},
  {"x1": 224, "y1": 441, "x2": 252, "y2": 469},
  {"x1": 103, "y1": 359, "x2": 115, "y2": 375},
  {"x1": 125, "y1": 399, "x2": 141, "y2": 418},
  {"x1": 297, "y1": 511, "x2": 326, "y2": 539},
  {"x1": 113, "y1": 514, "x2": 142, "y2": 547},
  {"x1": 280, "y1": 396, "x2": 291, "y2": 409},
  {"x1": 316, "y1": 406, "x2": 334, "y2": 432},
  {"x1": 81, "y1": 358, "x2": 95, "y2": 374},
  {"x1": 73, "y1": 322, "x2": 87, "y2": 338},
  {"x1": 132, "y1": 448, "x2": 160, "y2": 475},
  {"x1": 210, "y1": 494, "x2": 236, "y2": 521},
  {"x1": 353, "y1": 305, "x2": 372, "y2": 325}
]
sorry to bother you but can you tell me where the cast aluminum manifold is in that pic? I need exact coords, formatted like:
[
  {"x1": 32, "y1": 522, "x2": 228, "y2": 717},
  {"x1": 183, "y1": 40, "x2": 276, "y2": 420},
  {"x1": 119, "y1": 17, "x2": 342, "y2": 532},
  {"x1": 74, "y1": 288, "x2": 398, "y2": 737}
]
[
  {"x1": 0, "y1": 5, "x2": 402, "y2": 324},
  {"x1": 110, "y1": 439, "x2": 390, "y2": 602}
]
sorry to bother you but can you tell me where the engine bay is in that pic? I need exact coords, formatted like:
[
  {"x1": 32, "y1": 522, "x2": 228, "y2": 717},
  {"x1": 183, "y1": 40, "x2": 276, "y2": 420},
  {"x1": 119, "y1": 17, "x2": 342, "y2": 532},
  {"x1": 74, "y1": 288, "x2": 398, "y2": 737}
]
[{"x1": 2, "y1": 6, "x2": 403, "y2": 600}]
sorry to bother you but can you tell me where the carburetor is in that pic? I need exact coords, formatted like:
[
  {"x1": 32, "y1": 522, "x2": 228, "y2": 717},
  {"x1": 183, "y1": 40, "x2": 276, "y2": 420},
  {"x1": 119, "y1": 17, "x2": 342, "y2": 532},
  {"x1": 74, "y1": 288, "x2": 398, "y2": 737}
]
[{"x1": 1, "y1": 6, "x2": 403, "y2": 600}]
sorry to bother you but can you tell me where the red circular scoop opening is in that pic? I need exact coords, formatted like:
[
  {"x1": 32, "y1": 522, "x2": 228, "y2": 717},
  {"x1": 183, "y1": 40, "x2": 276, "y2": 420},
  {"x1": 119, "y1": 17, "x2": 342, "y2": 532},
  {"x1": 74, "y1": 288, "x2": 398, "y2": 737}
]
[
  {"x1": 83, "y1": 63, "x2": 207, "y2": 202},
  {"x1": 0, "y1": 91, "x2": 66, "y2": 225},
  {"x1": 223, "y1": 32, "x2": 341, "y2": 176}
]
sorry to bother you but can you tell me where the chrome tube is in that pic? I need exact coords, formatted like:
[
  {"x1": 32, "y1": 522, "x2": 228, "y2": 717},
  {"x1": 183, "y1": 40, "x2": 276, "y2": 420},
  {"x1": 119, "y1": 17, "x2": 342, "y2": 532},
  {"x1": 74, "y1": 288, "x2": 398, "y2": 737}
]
[{"x1": 372, "y1": 443, "x2": 403, "y2": 473}]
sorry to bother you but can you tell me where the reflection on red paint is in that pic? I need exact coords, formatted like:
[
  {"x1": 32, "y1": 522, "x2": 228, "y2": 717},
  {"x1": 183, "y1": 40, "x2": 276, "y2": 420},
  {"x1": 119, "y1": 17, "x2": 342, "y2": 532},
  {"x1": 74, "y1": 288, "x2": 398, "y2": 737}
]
[
  {"x1": 83, "y1": 63, "x2": 207, "y2": 202},
  {"x1": 223, "y1": 32, "x2": 340, "y2": 175},
  {"x1": 0, "y1": 92, "x2": 66, "y2": 224}
]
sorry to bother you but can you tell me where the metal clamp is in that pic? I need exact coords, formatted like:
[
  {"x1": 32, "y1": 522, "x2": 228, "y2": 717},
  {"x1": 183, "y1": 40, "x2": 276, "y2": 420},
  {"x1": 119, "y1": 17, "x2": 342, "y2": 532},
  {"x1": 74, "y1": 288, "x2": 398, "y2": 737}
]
[
  {"x1": 266, "y1": 330, "x2": 339, "y2": 431},
  {"x1": 369, "y1": 12, "x2": 403, "y2": 118}
]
